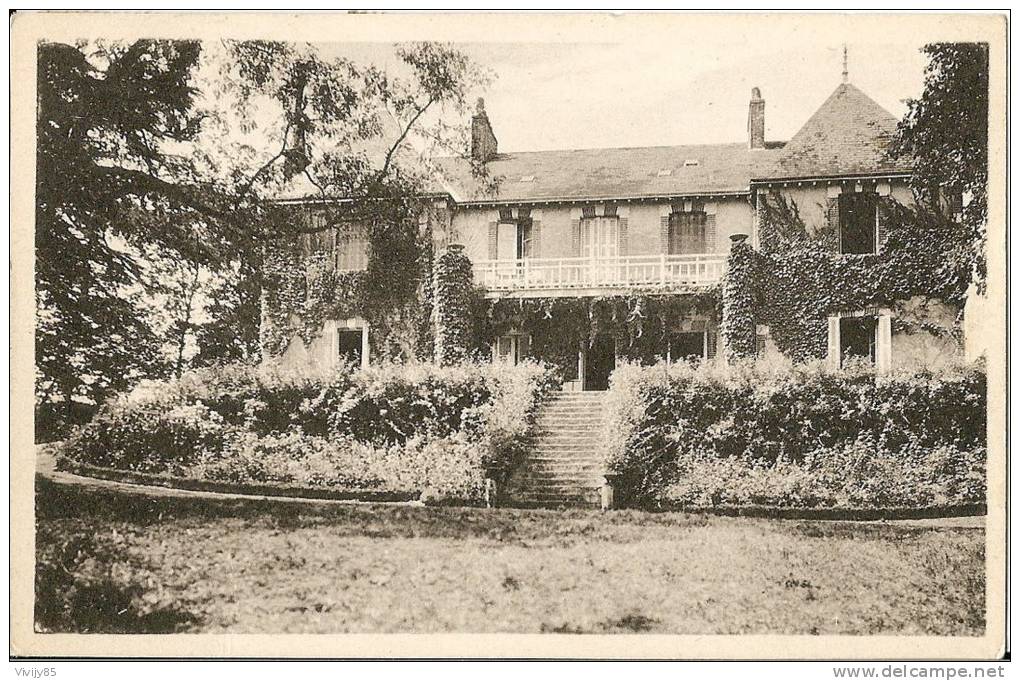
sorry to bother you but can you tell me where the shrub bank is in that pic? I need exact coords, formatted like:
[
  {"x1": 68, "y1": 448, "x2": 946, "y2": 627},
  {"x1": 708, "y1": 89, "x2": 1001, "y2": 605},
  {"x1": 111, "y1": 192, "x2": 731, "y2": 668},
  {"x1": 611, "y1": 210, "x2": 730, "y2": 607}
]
[
  {"x1": 63, "y1": 360, "x2": 560, "y2": 504},
  {"x1": 599, "y1": 359, "x2": 986, "y2": 510}
]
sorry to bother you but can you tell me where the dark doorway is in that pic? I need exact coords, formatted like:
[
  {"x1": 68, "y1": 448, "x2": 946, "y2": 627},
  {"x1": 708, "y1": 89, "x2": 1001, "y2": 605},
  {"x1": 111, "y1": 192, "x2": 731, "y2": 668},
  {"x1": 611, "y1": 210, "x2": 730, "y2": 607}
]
[
  {"x1": 338, "y1": 329, "x2": 364, "y2": 367},
  {"x1": 839, "y1": 317, "x2": 876, "y2": 365},
  {"x1": 584, "y1": 334, "x2": 616, "y2": 391}
]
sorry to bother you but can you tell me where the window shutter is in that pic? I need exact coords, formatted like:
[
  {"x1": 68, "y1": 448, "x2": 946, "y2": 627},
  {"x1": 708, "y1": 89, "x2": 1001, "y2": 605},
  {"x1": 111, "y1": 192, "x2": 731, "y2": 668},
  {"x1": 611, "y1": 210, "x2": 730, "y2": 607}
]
[
  {"x1": 660, "y1": 213, "x2": 670, "y2": 253},
  {"x1": 571, "y1": 218, "x2": 582, "y2": 256},
  {"x1": 531, "y1": 220, "x2": 542, "y2": 258},
  {"x1": 876, "y1": 314, "x2": 892, "y2": 373},
  {"x1": 827, "y1": 316, "x2": 841, "y2": 370},
  {"x1": 826, "y1": 197, "x2": 840, "y2": 244},
  {"x1": 618, "y1": 216, "x2": 629, "y2": 255},
  {"x1": 875, "y1": 198, "x2": 889, "y2": 254},
  {"x1": 487, "y1": 221, "x2": 498, "y2": 260},
  {"x1": 706, "y1": 330, "x2": 717, "y2": 359},
  {"x1": 705, "y1": 214, "x2": 717, "y2": 253}
]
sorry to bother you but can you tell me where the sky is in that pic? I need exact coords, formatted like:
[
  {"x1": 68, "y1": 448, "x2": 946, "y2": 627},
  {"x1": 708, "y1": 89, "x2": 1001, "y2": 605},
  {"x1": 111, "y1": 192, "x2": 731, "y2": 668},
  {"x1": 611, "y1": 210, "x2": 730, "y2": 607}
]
[{"x1": 320, "y1": 39, "x2": 931, "y2": 153}]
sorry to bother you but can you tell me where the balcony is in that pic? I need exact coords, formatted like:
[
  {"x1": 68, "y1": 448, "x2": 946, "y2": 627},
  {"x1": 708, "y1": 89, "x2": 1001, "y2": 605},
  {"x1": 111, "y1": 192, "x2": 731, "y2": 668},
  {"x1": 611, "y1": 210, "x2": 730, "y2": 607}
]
[{"x1": 472, "y1": 253, "x2": 727, "y2": 297}]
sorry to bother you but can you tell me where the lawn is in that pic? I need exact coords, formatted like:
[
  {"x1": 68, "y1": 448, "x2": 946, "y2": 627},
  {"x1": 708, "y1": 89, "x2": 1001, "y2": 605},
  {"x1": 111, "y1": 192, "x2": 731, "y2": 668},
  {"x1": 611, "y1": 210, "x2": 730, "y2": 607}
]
[{"x1": 35, "y1": 477, "x2": 985, "y2": 635}]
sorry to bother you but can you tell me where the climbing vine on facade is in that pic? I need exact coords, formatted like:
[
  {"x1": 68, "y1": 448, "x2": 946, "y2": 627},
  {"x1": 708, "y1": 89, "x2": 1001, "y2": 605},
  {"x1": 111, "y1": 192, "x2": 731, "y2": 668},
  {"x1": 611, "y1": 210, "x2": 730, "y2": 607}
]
[
  {"x1": 433, "y1": 245, "x2": 475, "y2": 366},
  {"x1": 735, "y1": 191, "x2": 971, "y2": 362},
  {"x1": 475, "y1": 289, "x2": 722, "y2": 378},
  {"x1": 259, "y1": 201, "x2": 435, "y2": 361}
]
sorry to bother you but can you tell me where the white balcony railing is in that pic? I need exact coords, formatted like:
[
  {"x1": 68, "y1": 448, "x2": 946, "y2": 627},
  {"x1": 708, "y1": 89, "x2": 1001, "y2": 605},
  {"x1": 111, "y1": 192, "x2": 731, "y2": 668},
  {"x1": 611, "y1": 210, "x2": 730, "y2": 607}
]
[{"x1": 473, "y1": 253, "x2": 726, "y2": 293}]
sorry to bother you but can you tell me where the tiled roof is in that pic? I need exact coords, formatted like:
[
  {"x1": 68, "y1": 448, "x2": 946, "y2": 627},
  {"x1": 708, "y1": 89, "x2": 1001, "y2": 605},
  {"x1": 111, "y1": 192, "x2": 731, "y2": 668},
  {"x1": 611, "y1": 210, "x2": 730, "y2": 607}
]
[
  {"x1": 436, "y1": 142, "x2": 786, "y2": 204},
  {"x1": 761, "y1": 83, "x2": 913, "y2": 181},
  {"x1": 275, "y1": 83, "x2": 911, "y2": 204}
]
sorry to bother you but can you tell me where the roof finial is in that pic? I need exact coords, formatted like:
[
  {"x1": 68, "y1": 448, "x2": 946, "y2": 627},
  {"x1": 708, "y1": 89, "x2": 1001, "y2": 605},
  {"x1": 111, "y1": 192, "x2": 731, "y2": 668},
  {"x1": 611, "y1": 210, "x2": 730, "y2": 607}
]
[{"x1": 842, "y1": 44, "x2": 849, "y2": 84}]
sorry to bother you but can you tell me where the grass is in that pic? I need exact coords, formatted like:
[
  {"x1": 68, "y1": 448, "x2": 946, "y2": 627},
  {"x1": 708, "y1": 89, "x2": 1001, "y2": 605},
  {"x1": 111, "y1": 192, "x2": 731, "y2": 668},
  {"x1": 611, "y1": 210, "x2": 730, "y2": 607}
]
[{"x1": 35, "y1": 478, "x2": 985, "y2": 635}]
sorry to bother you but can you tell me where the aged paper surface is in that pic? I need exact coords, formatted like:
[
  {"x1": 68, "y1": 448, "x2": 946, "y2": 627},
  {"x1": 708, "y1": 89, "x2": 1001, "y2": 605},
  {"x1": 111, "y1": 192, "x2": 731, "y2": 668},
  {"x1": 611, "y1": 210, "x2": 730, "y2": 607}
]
[{"x1": 10, "y1": 11, "x2": 1007, "y2": 659}]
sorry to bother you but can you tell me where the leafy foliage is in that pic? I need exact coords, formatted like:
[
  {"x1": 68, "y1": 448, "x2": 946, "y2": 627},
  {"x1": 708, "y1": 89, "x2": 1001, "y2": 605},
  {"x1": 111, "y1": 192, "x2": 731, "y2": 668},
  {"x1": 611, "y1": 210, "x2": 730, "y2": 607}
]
[
  {"x1": 720, "y1": 237, "x2": 757, "y2": 360},
  {"x1": 476, "y1": 290, "x2": 722, "y2": 379},
  {"x1": 35, "y1": 40, "x2": 220, "y2": 415},
  {"x1": 599, "y1": 359, "x2": 986, "y2": 509},
  {"x1": 62, "y1": 360, "x2": 559, "y2": 503},
  {"x1": 889, "y1": 42, "x2": 989, "y2": 287},
  {"x1": 433, "y1": 246, "x2": 475, "y2": 366},
  {"x1": 36, "y1": 39, "x2": 490, "y2": 438},
  {"x1": 732, "y1": 192, "x2": 970, "y2": 362}
]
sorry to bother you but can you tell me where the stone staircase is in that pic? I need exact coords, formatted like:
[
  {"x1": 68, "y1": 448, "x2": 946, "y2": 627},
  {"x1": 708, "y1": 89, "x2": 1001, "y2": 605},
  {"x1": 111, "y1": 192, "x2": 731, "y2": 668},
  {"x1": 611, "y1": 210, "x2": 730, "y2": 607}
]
[{"x1": 506, "y1": 391, "x2": 608, "y2": 508}]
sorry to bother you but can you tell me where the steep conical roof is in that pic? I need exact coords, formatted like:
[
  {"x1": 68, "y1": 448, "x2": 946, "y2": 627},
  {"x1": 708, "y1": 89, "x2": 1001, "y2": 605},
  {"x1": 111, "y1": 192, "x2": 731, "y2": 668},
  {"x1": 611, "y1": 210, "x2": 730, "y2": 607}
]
[{"x1": 763, "y1": 83, "x2": 913, "y2": 180}]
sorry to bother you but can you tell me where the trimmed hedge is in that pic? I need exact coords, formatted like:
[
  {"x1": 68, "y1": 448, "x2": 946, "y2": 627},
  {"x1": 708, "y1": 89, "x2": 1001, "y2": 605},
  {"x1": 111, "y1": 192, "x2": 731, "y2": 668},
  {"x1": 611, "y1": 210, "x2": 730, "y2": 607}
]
[
  {"x1": 63, "y1": 360, "x2": 559, "y2": 504},
  {"x1": 599, "y1": 358, "x2": 986, "y2": 509}
]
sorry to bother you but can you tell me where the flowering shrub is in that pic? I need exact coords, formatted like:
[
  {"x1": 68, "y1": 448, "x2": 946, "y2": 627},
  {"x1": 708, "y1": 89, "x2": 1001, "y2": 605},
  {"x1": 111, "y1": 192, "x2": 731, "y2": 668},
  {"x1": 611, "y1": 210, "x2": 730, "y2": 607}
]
[
  {"x1": 600, "y1": 359, "x2": 986, "y2": 509},
  {"x1": 65, "y1": 397, "x2": 227, "y2": 475},
  {"x1": 62, "y1": 359, "x2": 559, "y2": 503}
]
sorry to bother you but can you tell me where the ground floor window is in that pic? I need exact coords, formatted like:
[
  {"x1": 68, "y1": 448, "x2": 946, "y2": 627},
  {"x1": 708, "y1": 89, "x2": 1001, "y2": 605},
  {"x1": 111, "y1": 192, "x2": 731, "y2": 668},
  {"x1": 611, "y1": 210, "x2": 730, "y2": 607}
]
[
  {"x1": 495, "y1": 334, "x2": 532, "y2": 365},
  {"x1": 839, "y1": 316, "x2": 877, "y2": 364},
  {"x1": 828, "y1": 311, "x2": 892, "y2": 372},
  {"x1": 667, "y1": 331, "x2": 706, "y2": 361},
  {"x1": 338, "y1": 328, "x2": 365, "y2": 367}
]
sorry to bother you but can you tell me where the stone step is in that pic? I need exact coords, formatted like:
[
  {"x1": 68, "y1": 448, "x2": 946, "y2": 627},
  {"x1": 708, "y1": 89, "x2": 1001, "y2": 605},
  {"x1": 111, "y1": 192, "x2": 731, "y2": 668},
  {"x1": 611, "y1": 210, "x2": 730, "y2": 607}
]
[
  {"x1": 530, "y1": 436, "x2": 599, "y2": 446},
  {"x1": 534, "y1": 417, "x2": 603, "y2": 428},
  {"x1": 521, "y1": 460, "x2": 601, "y2": 469},
  {"x1": 512, "y1": 492, "x2": 598, "y2": 505},
  {"x1": 532, "y1": 446, "x2": 603, "y2": 455}
]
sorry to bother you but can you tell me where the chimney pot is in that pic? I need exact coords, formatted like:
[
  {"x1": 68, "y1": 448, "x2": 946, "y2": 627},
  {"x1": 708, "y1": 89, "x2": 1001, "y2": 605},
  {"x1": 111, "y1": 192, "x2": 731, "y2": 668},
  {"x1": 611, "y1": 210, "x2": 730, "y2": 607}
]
[{"x1": 747, "y1": 87, "x2": 765, "y2": 150}]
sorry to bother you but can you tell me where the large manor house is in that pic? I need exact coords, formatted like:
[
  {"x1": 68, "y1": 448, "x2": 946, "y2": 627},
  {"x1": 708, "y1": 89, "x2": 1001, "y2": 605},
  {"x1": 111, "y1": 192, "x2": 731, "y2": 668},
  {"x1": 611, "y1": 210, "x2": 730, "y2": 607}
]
[{"x1": 266, "y1": 70, "x2": 967, "y2": 390}]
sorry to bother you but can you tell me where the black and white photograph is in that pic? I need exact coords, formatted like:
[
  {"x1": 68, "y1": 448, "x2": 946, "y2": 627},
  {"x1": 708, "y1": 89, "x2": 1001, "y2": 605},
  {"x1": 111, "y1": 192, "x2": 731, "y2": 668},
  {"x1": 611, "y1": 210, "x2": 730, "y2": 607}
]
[{"x1": 9, "y1": 10, "x2": 1007, "y2": 662}]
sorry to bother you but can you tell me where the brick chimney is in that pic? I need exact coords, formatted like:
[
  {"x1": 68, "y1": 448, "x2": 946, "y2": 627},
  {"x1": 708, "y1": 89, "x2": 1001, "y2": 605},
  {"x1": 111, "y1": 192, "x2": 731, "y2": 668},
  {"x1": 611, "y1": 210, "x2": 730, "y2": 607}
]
[
  {"x1": 471, "y1": 98, "x2": 498, "y2": 162},
  {"x1": 747, "y1": 87, "x2": 765, "y2": 150}
]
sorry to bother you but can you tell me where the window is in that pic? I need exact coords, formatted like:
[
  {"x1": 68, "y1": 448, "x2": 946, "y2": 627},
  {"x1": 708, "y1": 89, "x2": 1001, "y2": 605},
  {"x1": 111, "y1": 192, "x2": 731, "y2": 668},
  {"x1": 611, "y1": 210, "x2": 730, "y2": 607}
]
[
  {"x1": 336, "y1": 224, "x2": 369, "y2": 271},
  {"x1": 516, "y1": 218, "x2": 534, "y2": 259},
  {"x1": 839, "y1": 317, "x2": 877, "y2": 364},
  {"x1": 495, "y1": 334, "x2": 531, "y2": 365},
  {"x1": 838, "y1": 192, "x2": 879, "y2": 254},
  {"x1": 667, "y1": 331, "x2": 705, "y2": 362},
  {"x1": 338, "y1": 328, "x2": 364, "y2": 367},
  {"x1": 668, "y1": 211, "x2": 708, "y2": 254},
  {"x1": 579, "y1": 216, "x2": 620, "y2": 259}
]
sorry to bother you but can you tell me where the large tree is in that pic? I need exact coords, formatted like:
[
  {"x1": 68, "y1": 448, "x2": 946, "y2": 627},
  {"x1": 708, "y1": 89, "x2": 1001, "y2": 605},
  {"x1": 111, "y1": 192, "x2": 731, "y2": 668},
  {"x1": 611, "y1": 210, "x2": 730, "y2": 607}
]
[
  {"x1": 36, "y1": 39, "x2": 489, "y2": 433},
  {"x1": 889, "y1": 42, "x2": 989, "y2": 288},
  {"x1": 35, "y1": 39, "x2": 227, "y2": 423},
  {"x1": 194, "y1": 40, "x2": 491, "y2": 363}
]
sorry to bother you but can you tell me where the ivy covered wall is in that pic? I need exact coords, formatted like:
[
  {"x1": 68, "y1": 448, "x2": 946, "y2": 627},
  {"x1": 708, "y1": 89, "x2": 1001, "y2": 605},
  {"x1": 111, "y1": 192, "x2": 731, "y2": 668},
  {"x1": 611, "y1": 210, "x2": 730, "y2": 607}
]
[
  {"x1": 721, "y1": 189, "x2": 970, "y2": 363},
  {"x1": 474, "y1": 289, "x2": 722, "y2": 378},
  {"x1": 259, "y1": 201, "x2": 438, "y2": 364}
]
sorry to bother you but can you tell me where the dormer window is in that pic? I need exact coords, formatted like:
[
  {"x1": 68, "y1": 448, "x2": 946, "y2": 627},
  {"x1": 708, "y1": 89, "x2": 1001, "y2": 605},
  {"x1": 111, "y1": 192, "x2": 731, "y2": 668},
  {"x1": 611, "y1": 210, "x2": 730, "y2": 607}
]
[
  {"x1": 838, "y1": 192, "x2": 879, "y2": 254},
  {"x1": 519, "y1": 175, "x2": 535, "y2": 183},
  {"x1": 683, "y1": 159, "x2": 699, "y2": 167},
  {"x1": 656, "y1": 169, "x2": 673, "y2": 177}
]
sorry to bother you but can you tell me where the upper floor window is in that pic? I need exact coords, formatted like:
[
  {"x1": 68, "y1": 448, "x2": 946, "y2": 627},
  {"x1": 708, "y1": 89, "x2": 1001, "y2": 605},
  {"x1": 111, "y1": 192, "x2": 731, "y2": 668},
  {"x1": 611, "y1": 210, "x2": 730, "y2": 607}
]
[
  {"x1": 839, "y1": 192, "x2": 879, "y2": 254},
  {"x1": 580, "y1": 214, "x2": 620, "y2": 259},
  {"x1": 335, "y1": 223, "x2": 370, "y2": 271},
  {"x1": 496, "y1": 207, "x2": 535, "y2": 260},
  {"x1": 668, "y1": 210, "x2": 709, "y2": 254}
]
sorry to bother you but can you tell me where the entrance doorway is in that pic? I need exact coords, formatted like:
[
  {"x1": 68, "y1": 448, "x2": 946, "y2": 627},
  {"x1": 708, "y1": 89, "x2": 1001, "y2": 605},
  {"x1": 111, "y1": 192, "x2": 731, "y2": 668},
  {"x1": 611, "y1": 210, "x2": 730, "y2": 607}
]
[{"x1": 584, "y1": 334, "x2": 616, "y2": 391}]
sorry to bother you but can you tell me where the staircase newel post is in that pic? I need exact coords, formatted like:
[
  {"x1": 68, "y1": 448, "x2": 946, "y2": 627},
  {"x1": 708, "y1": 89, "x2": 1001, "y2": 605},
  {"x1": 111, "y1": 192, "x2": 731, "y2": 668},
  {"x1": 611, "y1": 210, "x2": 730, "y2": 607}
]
[
  {"x1": 600, "y1": 475, "x2": 615, "y2": 511},
  {"x1": 484, "y1": 477, "x2": 498, "y2": 509}
]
